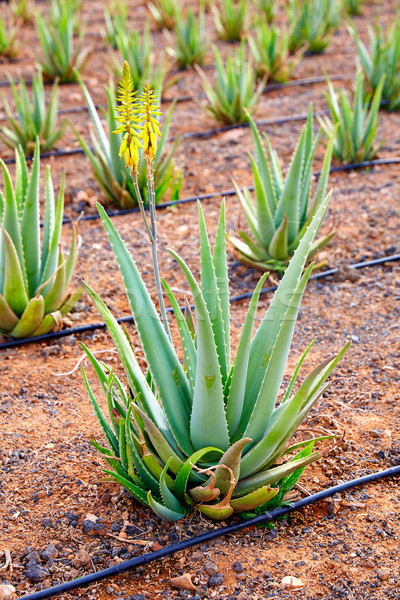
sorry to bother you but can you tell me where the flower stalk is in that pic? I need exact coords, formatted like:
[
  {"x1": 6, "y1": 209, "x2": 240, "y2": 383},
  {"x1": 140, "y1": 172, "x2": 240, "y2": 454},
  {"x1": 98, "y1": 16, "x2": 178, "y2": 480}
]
[{"x1": 114, "y1": 62, "x2": 171, "y2": 341}]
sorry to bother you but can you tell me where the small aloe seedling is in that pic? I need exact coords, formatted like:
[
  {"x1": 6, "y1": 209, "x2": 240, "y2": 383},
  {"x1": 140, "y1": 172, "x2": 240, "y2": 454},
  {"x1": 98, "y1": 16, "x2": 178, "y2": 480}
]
[
  {"x1": 10, "y1": 0, "x2": 36, "y2": 23},
  {"x1": 0, "y1": 69, "x2": 67, "y2": 154},
  {"x1": 287, "y1": 0, "x2": 342, "y2": 54},
  {"x1": 148, "y1": 0, "x2": 177, "y2": 29},
  {"x1": 82, "y1": 193, "x2": 350, "y2": 521},
  {"x1": 345, "y1": 0, "x2": 363, "y2": 16},
  {"x1": 249, "y1": 23, "x2": 305, "y2": 83},
  {"x1": 318, "y1": 72, "x2": 385, "y2": 163},
  {"x1": 169, "y1": 8, "x2": 207, "y2": 69},
  {"x1": 228, "y1": 107, "x2": 335, "y2": 271},
  {"x1": 75, "y1": 75, "x2": 181, "y2": 209},
  {"x1": 36, "y1": 9, "x2": 90, "y2": 82},
  {"x1": 213, "y1": 0, "x2": 248, "y2": 42},
  {"x1": 0, "y1": 140, "x2": 81, "y2": 339},
  {"x1": 0, "y1": 16, "x2": 19, "y2": 59},
  {"x1": 111, "y1": 23, "x2": 169, "y2": 98},
  {"x1": 349, "y1": 21, "x2": 400, "y2": 111},
  {"x1": 198, "y1": 43, "x2": 265, "y2": 124}
]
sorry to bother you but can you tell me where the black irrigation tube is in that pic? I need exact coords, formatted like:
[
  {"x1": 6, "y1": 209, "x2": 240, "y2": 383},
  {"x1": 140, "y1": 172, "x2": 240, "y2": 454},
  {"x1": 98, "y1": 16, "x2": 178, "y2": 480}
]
[
  {"x1": 0, "y1": 253, "x2": 399, "y2": 351},
  {"x1": 18, "y1": 464, "x2": 400, "y2": 600}
]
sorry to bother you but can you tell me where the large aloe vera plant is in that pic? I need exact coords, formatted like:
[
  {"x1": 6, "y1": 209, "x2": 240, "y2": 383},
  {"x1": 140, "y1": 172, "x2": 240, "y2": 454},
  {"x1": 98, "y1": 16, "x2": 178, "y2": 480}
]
[
  {"x1": 0, "y1": 141, "x2": 81, "y2": 338},
  {"x1": 228, "y1": 107, "x2": 335, "y2": 272},
  {"x1": 82, "y1": 195, "x2": 349, "y2": 521}
]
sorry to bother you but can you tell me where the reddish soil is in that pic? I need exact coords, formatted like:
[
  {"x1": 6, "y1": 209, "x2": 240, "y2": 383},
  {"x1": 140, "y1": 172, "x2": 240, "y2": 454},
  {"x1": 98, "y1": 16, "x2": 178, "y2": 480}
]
[{"x1": 0, "y1": 1, "x2": 400, "y2": 599}]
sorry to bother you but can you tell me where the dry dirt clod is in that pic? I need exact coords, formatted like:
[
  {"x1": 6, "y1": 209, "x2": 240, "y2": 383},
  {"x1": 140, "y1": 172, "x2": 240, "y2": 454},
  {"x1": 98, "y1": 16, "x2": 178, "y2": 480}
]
[
  {"x1": 170, "y1": 573, "x2": 196, "y2": 591},
  {"x1": 204, "y1": 560, "x2": 219, "y2": 576},
  {"x1": 281, "y1": 575, "x2": 304, "y2": 589},
  {"x1": 72, "y1": 549, "x2": 91, "y2": 569},
  {"x1": 0, "y1": 584, "x2": 16, "y2": 600}
]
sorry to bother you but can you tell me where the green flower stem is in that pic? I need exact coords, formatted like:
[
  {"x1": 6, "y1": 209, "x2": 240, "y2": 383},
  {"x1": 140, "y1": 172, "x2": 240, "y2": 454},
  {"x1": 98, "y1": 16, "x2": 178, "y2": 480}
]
[{"x1": 133, "y1": 175, "x2": 153, "y2": 242}]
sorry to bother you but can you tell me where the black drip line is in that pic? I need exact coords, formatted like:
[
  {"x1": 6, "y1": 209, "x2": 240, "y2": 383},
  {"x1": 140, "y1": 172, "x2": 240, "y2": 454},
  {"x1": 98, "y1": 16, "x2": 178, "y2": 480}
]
[
  {"x1": 0, "y1": 253, "x2": 398, "y2": 351},
  {"x1": 18, "y1": 464, "x2": 400, "y2": 600}
]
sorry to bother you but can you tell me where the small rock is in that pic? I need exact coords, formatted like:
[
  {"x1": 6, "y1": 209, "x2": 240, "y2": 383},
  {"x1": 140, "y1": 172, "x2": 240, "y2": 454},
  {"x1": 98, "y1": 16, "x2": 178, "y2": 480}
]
[
  {"x1": 0, "y1": 584, "x2": 16, "y2": 600},
  {"x1": 152, "y1": 542, "x2": 163, "y2": 551},
  {"x1": 24, "y1": 551, "x2": 41, "y2": 564},
  {"x1": 281, "y1": 575, "x2": 304, "y2": 590},
  {"x1": 190, "y1": 551, "x2": 203, "y2": 562},
  {"x1": 72, "y1": 549, "x2": 91, "y2": 569},
  {"x1": 25, "y1": 564, "x2": 49, "y2": 583},
  {"x1": 170, "y1": 573, "x2": 196, "y2": 592},
  {"x1": 41, "y1": 544, "x2": 57, "y2": 561},
  {"x1": 204, "y1": 560, "x2": 219, "y2": 576},
  {"x1": 207, "y1": 574, "x2": 224, "y2": 587},
  {"x1": 76, "y1": 190, "x2": 89, "y2": 203},
  {"x1": 232, "y1": 561, "x2": 244, "y2": 573},
  {"x1": 377, "y1": 569, "x2": 390, "y2": 581}
]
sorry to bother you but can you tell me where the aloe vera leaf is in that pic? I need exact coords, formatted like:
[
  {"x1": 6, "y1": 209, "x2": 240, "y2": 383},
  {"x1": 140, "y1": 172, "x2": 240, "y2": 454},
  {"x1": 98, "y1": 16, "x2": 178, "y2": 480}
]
[
  {"x1": 147, "y1": 491, "x2": 185, "y2": 521},
  {"x1": 162, "y1": 279, "x2": 196, "y2": 391},
  {"x1": 274, "y1": 125, "x2": 305, "y2": 242},
  {"x1": 14, "y1": 147, "x2": 29, "y2": 216},
  {"x1": 0, "y1": 293, "x2": 19, "y2": 332},
  {"x1": 282, "y1": 339, "x2": 315, "y2": 403},
  {"x1": 198, "y1": 501, "x2": 233, "y2": 520},
  {"x1": 249, "y1": 154, "x2": 276, "y2": 248},
  {"x1": 173, "y1": 447, "x2": 222, "y2": 502},
  {"x1": 80, "y1": 280, "x2": 174, "y2": 448},
  {"x1": 63, "y1": 224, "x2": 80, "y2": 287},
  {"x1": 41, "y1": 167, "x2": 55, "y2": 279},
  {"x1": 246, "y1": 111, "x2": 277, "y2": 214},
  {"x1": 44, "y1": 252, "x2": 66, "y2": 312},
  {"x1": 0, "y1": 161, "x2": 25, "y2": 284},
  {"x1": 40, "y1": 173, "x2": 64, "y2": 296},
  {"x1": 231, "y1": 484, "x2": 279, "y2": 512},
  {"x1": 198, "y1": 201, "x2": 229, "y2": 385},
  {"x1": 226, "y1": 273, "x2": 268, "y2": 436},
  {"x1": 267, "y1": 214, "x2": 289, "y2": 260},
  {"x1": 212, "y1": 200, "x2": 230, "y2": 373},
  {"x1": 215, "y1": 437, "x2": 252, "y2": 494},
  {"x1": 241, "y1": 264, "x2": 313, "y2": 445},
  {"x1": 82, "y1": 366, "x2": 119, "y2": 456},
  {"x1": 232, "y1": 181, "x2": 258, "y2": 238},
  {"x1": 97, "y1": 204, "x2": 194, "y2": 455},
  {"x1": 20, "y1": 139, "x2": 40, "y2": 296},
  {"x1": 243, "y1": 192, "x2": 331, "y2": 408},
  {"x1": 105, "y1": 469, "x2": 150, "y2": 506},
  {"x1": 235, "y1": 451, "x2": 321, "y2": 495},
  {"x1": 9, "y1": 295, "x2": 45, "y2": 338},
  {"x1": 31, "y1": 311, "x2": 62, "y2": 336},
  {"x1": 78, "y1": 76, "x2": 111, "y2": 160},
  {"x1": 2, "y1": 228, "x2": 28, "y2": 317},
  {"x1": 168, "y1": 248, "x2": 230, "y2": 452},
  {"x1": 159, "y1": 458, "x2": 184, "y2": 513}
]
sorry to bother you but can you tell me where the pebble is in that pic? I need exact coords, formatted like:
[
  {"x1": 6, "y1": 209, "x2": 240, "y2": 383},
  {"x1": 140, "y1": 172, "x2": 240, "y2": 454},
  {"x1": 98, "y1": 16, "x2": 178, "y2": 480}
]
[
  {"x1": 0, "y1": 584, "x2": 16, "y2": 600},
  {"x1": 25, "y1": 564, "x2": 49, "y2": 583},
  {"x1": 170, "y1": 573, "x2": 196, "y2": 592},
  {"x1": 191, "y1": 551, "x2": 204, "y2": 562},
  {"x1": 232, "y1": 561, "x2": 244, "y2": 573},
  {"x1": 204, "y1": 561, "x2": 219, "y2": 576},
  {"x1": 281, "y1": 575, "x2": 304, "y2": 590},
  {"x1": 377, "y1": 569, "x2": 390, "y2": 581},
  {"x1": 208, "y1": 574, "x2": 224, "y2": 587},
  {"x1": 72, "y1": 549, "x2": 91, "y2": 569}
]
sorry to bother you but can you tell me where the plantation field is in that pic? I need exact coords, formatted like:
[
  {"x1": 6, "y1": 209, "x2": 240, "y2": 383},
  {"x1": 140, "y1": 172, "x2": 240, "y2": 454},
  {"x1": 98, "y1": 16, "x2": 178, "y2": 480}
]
[{"x1": 0, "y1": 0, "x2": 399, "y2": 599}]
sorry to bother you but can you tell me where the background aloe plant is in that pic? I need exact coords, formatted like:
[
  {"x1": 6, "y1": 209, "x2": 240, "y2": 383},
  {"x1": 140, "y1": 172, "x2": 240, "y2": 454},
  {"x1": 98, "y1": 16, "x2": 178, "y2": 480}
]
[
  {"x1": 228, "y1": 108, "x2": 335, "y2": 271},
  {"x1": 287, "y1": 0, "x2": 342, "y2": 54},
  {"x1": 10, "y1": 0, "x2": 35, "y2": 23},
  {"x1": 102, "y1": 0, "x2": 128, "y2": 49},
  {"x1": 82, "y1": 196, "x2": 349, "y2": 522},
  {"x1": 169, "y1": 7, "x2": 207, "y2": 69},
  {"x1": 0, "y1": 16, "x2": 19, "y2": 59},
  {"x1": 198, "y1": 43, "x2": 265, "y2": 124},
  {"x1": 0, "y1": 141, "x2": 81, "y2": 339},
  {"x1": 147, "y1": 0, "x2": 177, "y2": 29},
  {"x1": 75, "y1": 80, "x2": 181, "y2": 208},
  {"x1": 318, "y1": 72, "x2": 385, "y2": 163},
  {"x1": 0, "y1": 69, "x2": 67, "y2": 154},
  {"x1": 349, "y1": 21, "x2": 400, "y2": 111},
  {"x1": 213, "y1": 0, "x2": 247, "y2": 42}
]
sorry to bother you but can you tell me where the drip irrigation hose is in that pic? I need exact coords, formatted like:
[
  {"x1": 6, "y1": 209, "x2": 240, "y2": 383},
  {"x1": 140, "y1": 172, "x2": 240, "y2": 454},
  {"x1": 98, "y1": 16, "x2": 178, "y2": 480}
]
[
  {"x1": 0, "y1": 253, "x2": 398, "y2": 351},
  {"x1": 18, "y1": 464, "x2": 400, "y2": 600}
]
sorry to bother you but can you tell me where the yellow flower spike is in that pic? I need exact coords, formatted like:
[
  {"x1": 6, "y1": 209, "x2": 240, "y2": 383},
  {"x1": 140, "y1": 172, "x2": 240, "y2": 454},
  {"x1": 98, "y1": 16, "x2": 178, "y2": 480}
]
[
  {"x1": 113, "y1": 61, "x2": 142, "y2": 173},
  {"x1": 137, "y1": 83, "x2": 162, "y2": 164}
]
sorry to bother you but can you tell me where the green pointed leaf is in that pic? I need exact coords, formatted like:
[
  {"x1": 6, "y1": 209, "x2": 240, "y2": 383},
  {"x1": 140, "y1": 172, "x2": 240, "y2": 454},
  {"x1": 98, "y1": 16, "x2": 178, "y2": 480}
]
[
  {"x1": 2, "y1": 228, "x2": 28, "y2": 316},
  {"x1": 147, "y1": 491, "x2": 185, "y2": 521},
  {"x1": 21, "y1": 139, "x2": 40, "y2": 297}
]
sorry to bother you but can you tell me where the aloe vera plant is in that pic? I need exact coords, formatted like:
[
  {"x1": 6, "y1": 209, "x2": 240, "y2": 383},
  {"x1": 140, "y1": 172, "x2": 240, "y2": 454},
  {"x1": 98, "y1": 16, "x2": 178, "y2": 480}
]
[
  {"x1": 254, "y1": 0, "x2": 277, "y2": 23},
  {"x1": 249, "y1": 23, "x2": 305, "y2": 83},
  {"x1": 198, "y1": 43, "x2": 265, "y2": 124},
  {"x1": 228, "y1": 108, "x2": 335, "y2": 271},
  {"x1": 10, "y1": 0, "x2": 35, "y2": 23},
  {"x1": 82, "y1": 194, "x2": 349, "y2": 521},
  {"x1": 0, "y1": 16, "x2": 19, "y2": 59},
  {"x1": 74, "y1": 79, "x2": 181, "y2": 208},
  {"x1": 0, "y1": 69, "x2": 67, "y2": 154},
  {"x1": 170, "y1": 8, "x2": 207, "y2": 69},
  {"x1": 36, "y1": 9, "x2": 90, "y2": 82},
  {"x1": 148, "y1": 0, "x2": 177, "y2": 29},
  {"x1": 102, "y1": 0, "x2": 128, "y2": 49},
  {"x1": 287, "y1": 0, "x2": 342, "y2": 54},
  {"x1": 349, "y1": 22, "x2": 400, "y2": 111},
  {"x1": 318, "y1": 72, "x2": 385, "y2": 163},
  {"x1": 0, "y1": 141, "x2": 81, "y2": 339},
  {"x1": 213, "y1": 0, "x2": 248, "y2": 42}
]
